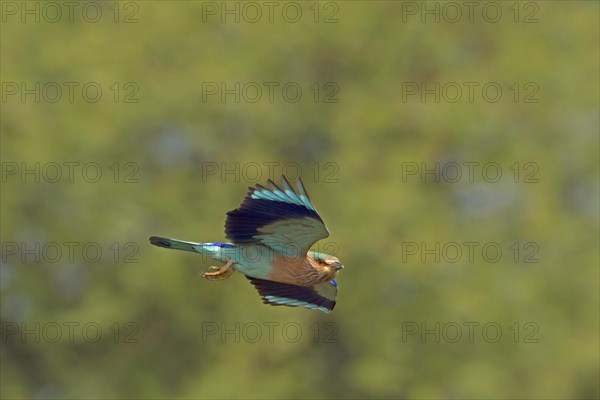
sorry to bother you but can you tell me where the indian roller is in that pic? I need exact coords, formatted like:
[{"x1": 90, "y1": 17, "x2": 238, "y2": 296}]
[{"x1": 149, "y1": 176, "x2": 344, "y2": 313}]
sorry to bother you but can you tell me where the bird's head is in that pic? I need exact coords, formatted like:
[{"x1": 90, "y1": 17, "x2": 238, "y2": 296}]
[
  {"x1": 324, "y1": 256, "x2": 344, "y2": 271},
  {"x1": 309, "y1": 252, "x2": 344, "y2": 279}
]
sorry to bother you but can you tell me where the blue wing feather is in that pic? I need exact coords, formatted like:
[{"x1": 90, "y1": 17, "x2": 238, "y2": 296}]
[{"x1": 225, "y1": 176, "x2": 328, "y2": 252}]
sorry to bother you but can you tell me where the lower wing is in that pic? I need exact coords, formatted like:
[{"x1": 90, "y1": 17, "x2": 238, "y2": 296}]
[{"x1": 245, "y1": 276, "x2": 338, "y2": 313}]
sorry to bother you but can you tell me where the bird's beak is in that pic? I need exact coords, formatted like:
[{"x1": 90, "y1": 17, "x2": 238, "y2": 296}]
[{"x1": 331, "y1": 262, "x2": 344, "y2": 270}]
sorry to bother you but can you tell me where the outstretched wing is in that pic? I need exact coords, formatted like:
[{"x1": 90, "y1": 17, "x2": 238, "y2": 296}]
[
  {"x1": 246, "y1": 276, "x2": 337, "y2": 313},
  {"x1": 225, "y1": 176, "x2": 329, "y2": 258}
]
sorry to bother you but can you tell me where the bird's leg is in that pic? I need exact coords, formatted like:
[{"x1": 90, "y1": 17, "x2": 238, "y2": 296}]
[{"x1": 202, "y1": 259, "x2": 234, "y2": 281}]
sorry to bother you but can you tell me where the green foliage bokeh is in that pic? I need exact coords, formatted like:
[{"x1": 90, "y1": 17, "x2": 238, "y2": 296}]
[{"x1": 1, "y1": 1, "x2": 598, "y2": 399}]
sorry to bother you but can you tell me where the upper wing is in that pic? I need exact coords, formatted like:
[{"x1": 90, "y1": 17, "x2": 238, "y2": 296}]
[
  {"x1": 246, "y1": 276, "x2": 337, "y2": 313},
  {"x1": 225, "y1": 176, "x2": 329, "y2": 258}
]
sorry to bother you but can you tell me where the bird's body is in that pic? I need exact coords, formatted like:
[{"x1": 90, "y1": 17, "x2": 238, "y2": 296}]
[{"x1": 150, "y1": 176, "x2": 343, "y2": 313}]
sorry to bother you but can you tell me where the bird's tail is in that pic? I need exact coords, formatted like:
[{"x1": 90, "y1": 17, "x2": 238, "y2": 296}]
[{"x1": 149, "y1": 236, "x2": 235, "y2": 262}]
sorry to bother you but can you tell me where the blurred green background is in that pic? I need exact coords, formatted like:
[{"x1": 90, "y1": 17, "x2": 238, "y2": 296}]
[{"x1": 1, "y1": 1, "x2": 598, "y2": 399}]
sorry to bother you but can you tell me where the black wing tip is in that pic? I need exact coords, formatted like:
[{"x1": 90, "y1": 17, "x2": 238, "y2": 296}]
[{"x1": 149, "y1": 236, "x2": 171, "y2": 248}]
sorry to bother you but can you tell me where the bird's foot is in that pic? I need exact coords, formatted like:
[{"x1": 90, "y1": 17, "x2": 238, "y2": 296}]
[{"x1": 202, "y1": 259, "x2": 234, "y2": 281}]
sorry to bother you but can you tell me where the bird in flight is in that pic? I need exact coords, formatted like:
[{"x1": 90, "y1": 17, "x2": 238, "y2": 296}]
[{"x1": 149, "y1": 176, "x2": 343, "y2": 313}]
